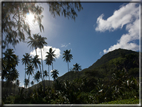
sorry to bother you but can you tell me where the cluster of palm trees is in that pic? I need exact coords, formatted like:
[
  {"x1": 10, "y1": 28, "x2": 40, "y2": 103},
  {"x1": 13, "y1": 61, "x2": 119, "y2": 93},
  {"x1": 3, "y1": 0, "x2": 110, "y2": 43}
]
[
  {"x1": 2, "y1": 33, "x2": 82, "y2": 89},
  {"x1": 21, "y1": 33, "x2": 82, "y2": 88}
]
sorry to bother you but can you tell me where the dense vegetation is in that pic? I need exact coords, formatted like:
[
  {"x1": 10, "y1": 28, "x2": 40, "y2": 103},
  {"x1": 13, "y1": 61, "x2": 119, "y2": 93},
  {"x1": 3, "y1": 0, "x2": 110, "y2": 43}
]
[
  {"x1": 2, "y1": 49, "x2": 140, "y2": 104},
  {"x1": 2, "y1": 2, "x2": 140, "y2": 105}
]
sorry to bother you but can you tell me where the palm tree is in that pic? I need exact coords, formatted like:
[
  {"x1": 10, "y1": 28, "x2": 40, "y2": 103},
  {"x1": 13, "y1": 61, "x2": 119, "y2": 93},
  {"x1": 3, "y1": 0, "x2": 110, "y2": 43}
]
[
  {"x1": 51, "y1": 69, "x2": 59, "y2": 81},
  {"x1": 46, "y1": 48, "x2": 56, "y2": 70},
  {"x1": 62, "y1": 50, "x2": 73, "y2": 72},
  {"x1": 73, "y1": 63, "x2": 82, "y2": 72},
  {"x1": 32, "y1": 55, "x2": 41, "y2": 69},
  {"x1": 22, "y1": 53, "x2": 32, "y2": 88},
  {"x1": 26, "y1": 64, "x2": 34, "y2": 87},
  {"x1": 2, "y1": 49, "x2": 19, "y2": 91},
  {"x1": 36, "y1": 35, "x2": 47, "y2": 81},
  {"x1": 27, "y1": 34, "x2": 39, "y2": 55},
  {"x1": 34, "y1": 71, "x2": 41, "y2": 89},
  {"x1": 34, "y1": 71, "x2": 41, "y2": 82},
  {"x1": 27, "y1": 34, "x2": 47, "y2": 89},
  {"x1": 45, "y1": 57, "x2": 52, "y2": 86},
  {"x1": 31, "y1": 55, "x2": 42, "y2": 81},
  {"x1": 16, "y1": 79, "x2": 20, "y2": 87},
  {"x1": 31, "y1": 81, "x2": 34, "y2": 86},
  {"x1": 43, "y1": 70, "x2": 48, "y2": 80},
  {"x1": 24, "y1": 79, "x2": 29, "y2": 88}
]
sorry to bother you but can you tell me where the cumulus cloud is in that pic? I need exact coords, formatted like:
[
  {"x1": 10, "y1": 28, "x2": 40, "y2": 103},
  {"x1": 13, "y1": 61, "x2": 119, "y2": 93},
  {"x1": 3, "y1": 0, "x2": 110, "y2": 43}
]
[
  {"x1": 30, "y1": 46, "x2": 61, "y2": 60},
  {"x1": 61, "y1": 43, "x2": 71, "y2": 48},
  {"x1": 95, "y1": 3, "x2": 139, "y2": 54},
  {"x1": 95, "y1": 3, "x2": 139, "y2": 32}
]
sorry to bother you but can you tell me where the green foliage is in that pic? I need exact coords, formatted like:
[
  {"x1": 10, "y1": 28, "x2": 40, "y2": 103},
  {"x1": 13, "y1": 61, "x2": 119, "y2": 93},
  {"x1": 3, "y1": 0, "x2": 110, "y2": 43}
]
[
  {"x1": 89, "y1": 48, "x2": 138, "y2": 70},
  {"x1": 2, "y1": 3, "x2": 44, "y2": 48},
  {"x1": 102, "y1": 98, "x2": 139, "y2": 104},
  {"x1": 2, "y1": 48, "x2": 140, "y2": 104}
]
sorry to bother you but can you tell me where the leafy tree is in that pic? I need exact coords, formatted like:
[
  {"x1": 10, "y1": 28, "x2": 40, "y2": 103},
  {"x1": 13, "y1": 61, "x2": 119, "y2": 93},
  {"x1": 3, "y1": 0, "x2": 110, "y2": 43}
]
[
  {"x1": 62, "y1": 50, "x2": 73, "y2": 72},
  {"x1": 2, "y1": 2, "x2": 83, "y2": 48},
  {"x1": 26, "y1": 64, "x2": 34, "y2": 87},
  {"x1": 73, "y1": 63, "x2": 81, "y2": 72},
  {"x1": 51, "y1": 69, "x2": 59, "y2": 81},
  {"x1": 22, "y1": 53, "x2": 32, "y2": 88},
  {"x1": 2, "y1": 3, "x2": 44, "y2": 48},
  {"x1": 2, "y1": 49, "x2": 19, "y2": 86}
]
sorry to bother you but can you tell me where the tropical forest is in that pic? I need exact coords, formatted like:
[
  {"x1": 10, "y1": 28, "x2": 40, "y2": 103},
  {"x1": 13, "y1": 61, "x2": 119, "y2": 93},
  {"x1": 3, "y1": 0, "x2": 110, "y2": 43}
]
[{"x1": 1, "y1": 2, "x2": 141, "y2": 105}]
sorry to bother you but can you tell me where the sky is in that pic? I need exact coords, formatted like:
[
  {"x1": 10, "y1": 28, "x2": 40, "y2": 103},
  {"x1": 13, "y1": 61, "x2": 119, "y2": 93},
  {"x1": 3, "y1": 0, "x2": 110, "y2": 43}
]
[{"x1": 1, "y1": 2, "x2": 140, "y2": 87}]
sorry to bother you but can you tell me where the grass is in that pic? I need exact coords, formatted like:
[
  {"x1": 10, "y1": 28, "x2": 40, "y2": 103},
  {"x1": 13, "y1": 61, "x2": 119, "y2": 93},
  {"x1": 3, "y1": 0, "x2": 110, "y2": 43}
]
[{"x1": 101, "y1": 98, "x2": 139, "y2": 104}]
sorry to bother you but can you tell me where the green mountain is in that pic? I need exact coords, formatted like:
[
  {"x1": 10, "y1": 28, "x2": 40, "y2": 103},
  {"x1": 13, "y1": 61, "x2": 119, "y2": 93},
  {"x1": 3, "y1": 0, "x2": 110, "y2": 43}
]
[
  {"x1": 88, "y1": 48, "x2": 138, "y2": 70},
  {"x1": 57, "y1": 48, "x2": 139, "y2": 81}
]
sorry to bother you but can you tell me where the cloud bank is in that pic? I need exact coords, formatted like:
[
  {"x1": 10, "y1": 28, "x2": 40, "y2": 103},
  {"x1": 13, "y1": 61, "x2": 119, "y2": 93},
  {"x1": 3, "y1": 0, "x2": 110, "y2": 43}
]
[
  {"x1": 30, "y1": 46, "x2": 61, "y2": 60},
  {"x1": 95, "y1": 3, "x2": 140, "y2": 54}
]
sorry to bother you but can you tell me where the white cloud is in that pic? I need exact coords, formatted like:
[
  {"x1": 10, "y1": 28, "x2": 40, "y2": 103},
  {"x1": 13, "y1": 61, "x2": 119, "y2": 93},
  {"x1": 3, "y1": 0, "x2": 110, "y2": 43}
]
[
  {"x1": 61, "y1": 43, "x2": 71, "y2": 48},
  {"x1": 30, "y1": 46, "x2": 61, "y2": 60},
  {"x1": 95, "y1": 3, "x2": 139, "y2": 32},
  {"x1": 50, "y1": 70, "x2": 54, "y2": 73},
  {"x1": 95, "y1": 3, "x2": 140, "y2": 54}
]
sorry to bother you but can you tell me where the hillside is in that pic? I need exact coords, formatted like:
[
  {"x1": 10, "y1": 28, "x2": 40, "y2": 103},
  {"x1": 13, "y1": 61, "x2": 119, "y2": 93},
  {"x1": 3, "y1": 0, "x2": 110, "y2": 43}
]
[
  {"x1": 57, "y1": 48, "x2": 139, "y2": 81},
  {"x1": 2, "y1": 48, "x2": 140, "y2": 104},
  {"x1": 88, "y1": 48, "x2": 138, "y2": 70}
]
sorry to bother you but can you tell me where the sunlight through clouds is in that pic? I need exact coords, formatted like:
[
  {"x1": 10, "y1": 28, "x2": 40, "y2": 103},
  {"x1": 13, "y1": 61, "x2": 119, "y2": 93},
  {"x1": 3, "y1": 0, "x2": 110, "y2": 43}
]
[
  {"x1": 30, "y1": 46, "x2": 61, "y2": 60},
  {"x1": 95, "y1": 3, "x2": 140, "y2": 54}
]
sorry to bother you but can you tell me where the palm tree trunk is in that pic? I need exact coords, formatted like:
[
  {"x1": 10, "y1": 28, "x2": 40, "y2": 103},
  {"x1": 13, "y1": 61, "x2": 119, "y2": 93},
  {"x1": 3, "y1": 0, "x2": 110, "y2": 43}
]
[
  {"x1": 68, "y1": 61, "x2": 69, "y2": 72},
  {"x1": 41, "y1": 49, "x2": 44, "y2": 81},
  {"x1": 39, "y1": 64, "x2": 42, "y2": 81},
  {"x1": 35, "y1": 47, "x2": 37, "y2": 56},
  {"x1": 48, "y1": 65, "x2": 50, "y2": 86},
  {"x1": 25, "y1": 64, "x2": 26, "y2": 88},
  {"x1": 41, "y1": 48, "x2": 45, "y2": 90},
  {"x1": 52, "y1": 63, "x2": 53, "y2": 70},
  {"x1": 28, "y1": 75, "x2": 30, "y2": 88}
]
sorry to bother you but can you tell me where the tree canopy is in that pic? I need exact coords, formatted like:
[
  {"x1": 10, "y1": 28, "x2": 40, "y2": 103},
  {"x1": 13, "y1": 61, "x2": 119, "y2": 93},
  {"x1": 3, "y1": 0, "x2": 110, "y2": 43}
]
[{"x1": 2, "y1": 2, "x2": 83, "y2": 49}]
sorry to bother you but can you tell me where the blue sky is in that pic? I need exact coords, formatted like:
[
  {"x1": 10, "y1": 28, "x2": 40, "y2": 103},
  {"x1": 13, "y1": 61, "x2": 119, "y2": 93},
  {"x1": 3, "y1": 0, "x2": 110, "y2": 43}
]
[{"x1": 1, "y1": 2, "x2": 140, "y2": 87}]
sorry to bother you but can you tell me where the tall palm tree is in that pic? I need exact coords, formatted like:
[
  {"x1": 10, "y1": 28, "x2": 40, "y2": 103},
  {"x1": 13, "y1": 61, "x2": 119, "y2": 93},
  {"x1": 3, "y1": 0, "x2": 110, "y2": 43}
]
[
  {"x1": 22, "y1": 53, "x2": 32, "y2": 88},
  {"x1": 36, "y1": 35, "x2": 47, "y2": 81},
  {"x1": 46, "y1": 48, "x2": 56, "y2": 70},
  {"x1": 24, "y1": 79, "x2": 29, "y2": 88},
  {"x1": 43, "y1": 70, "x2": 48, "y2": 80},
  {"x1": 73, "y1": 63, "x2": 82, "y2": 72},
  {"x1": 27, "y1": 34, "x2": 39, "y2": 55},
  {"x1": 51, "y1": 69, "x2": 59, "y2": 81},
  {"x1": 62, "y1": 50, "x2": 73, "y2": 72},
  {"x1": 31, "y1": 55, "x2": 42, "y2": 81},
  {"x1": 45, "y1": 57, "x2": 52, "y2": 85},
  {"x1": 16, "y1": 79, "x2": 20, "y2": 87},
  {"x1": 26, "y1": 64, "x2": 34, "y2": 88},
  {"x1": 27, "y1": 34, "x2": 47, "y2": 89},
  {"x1": 32, "y1": 55, "x2": 41, "y2": 69},
  {"x1": 31, "y1": 81, "x2": 34, "y2": 86},
  {"x1": 34, "y1": 71, "x2": 41, "y2": 84},
  {"x1": 2, "y1": 49, "x2": 19, "y2": 92}
]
